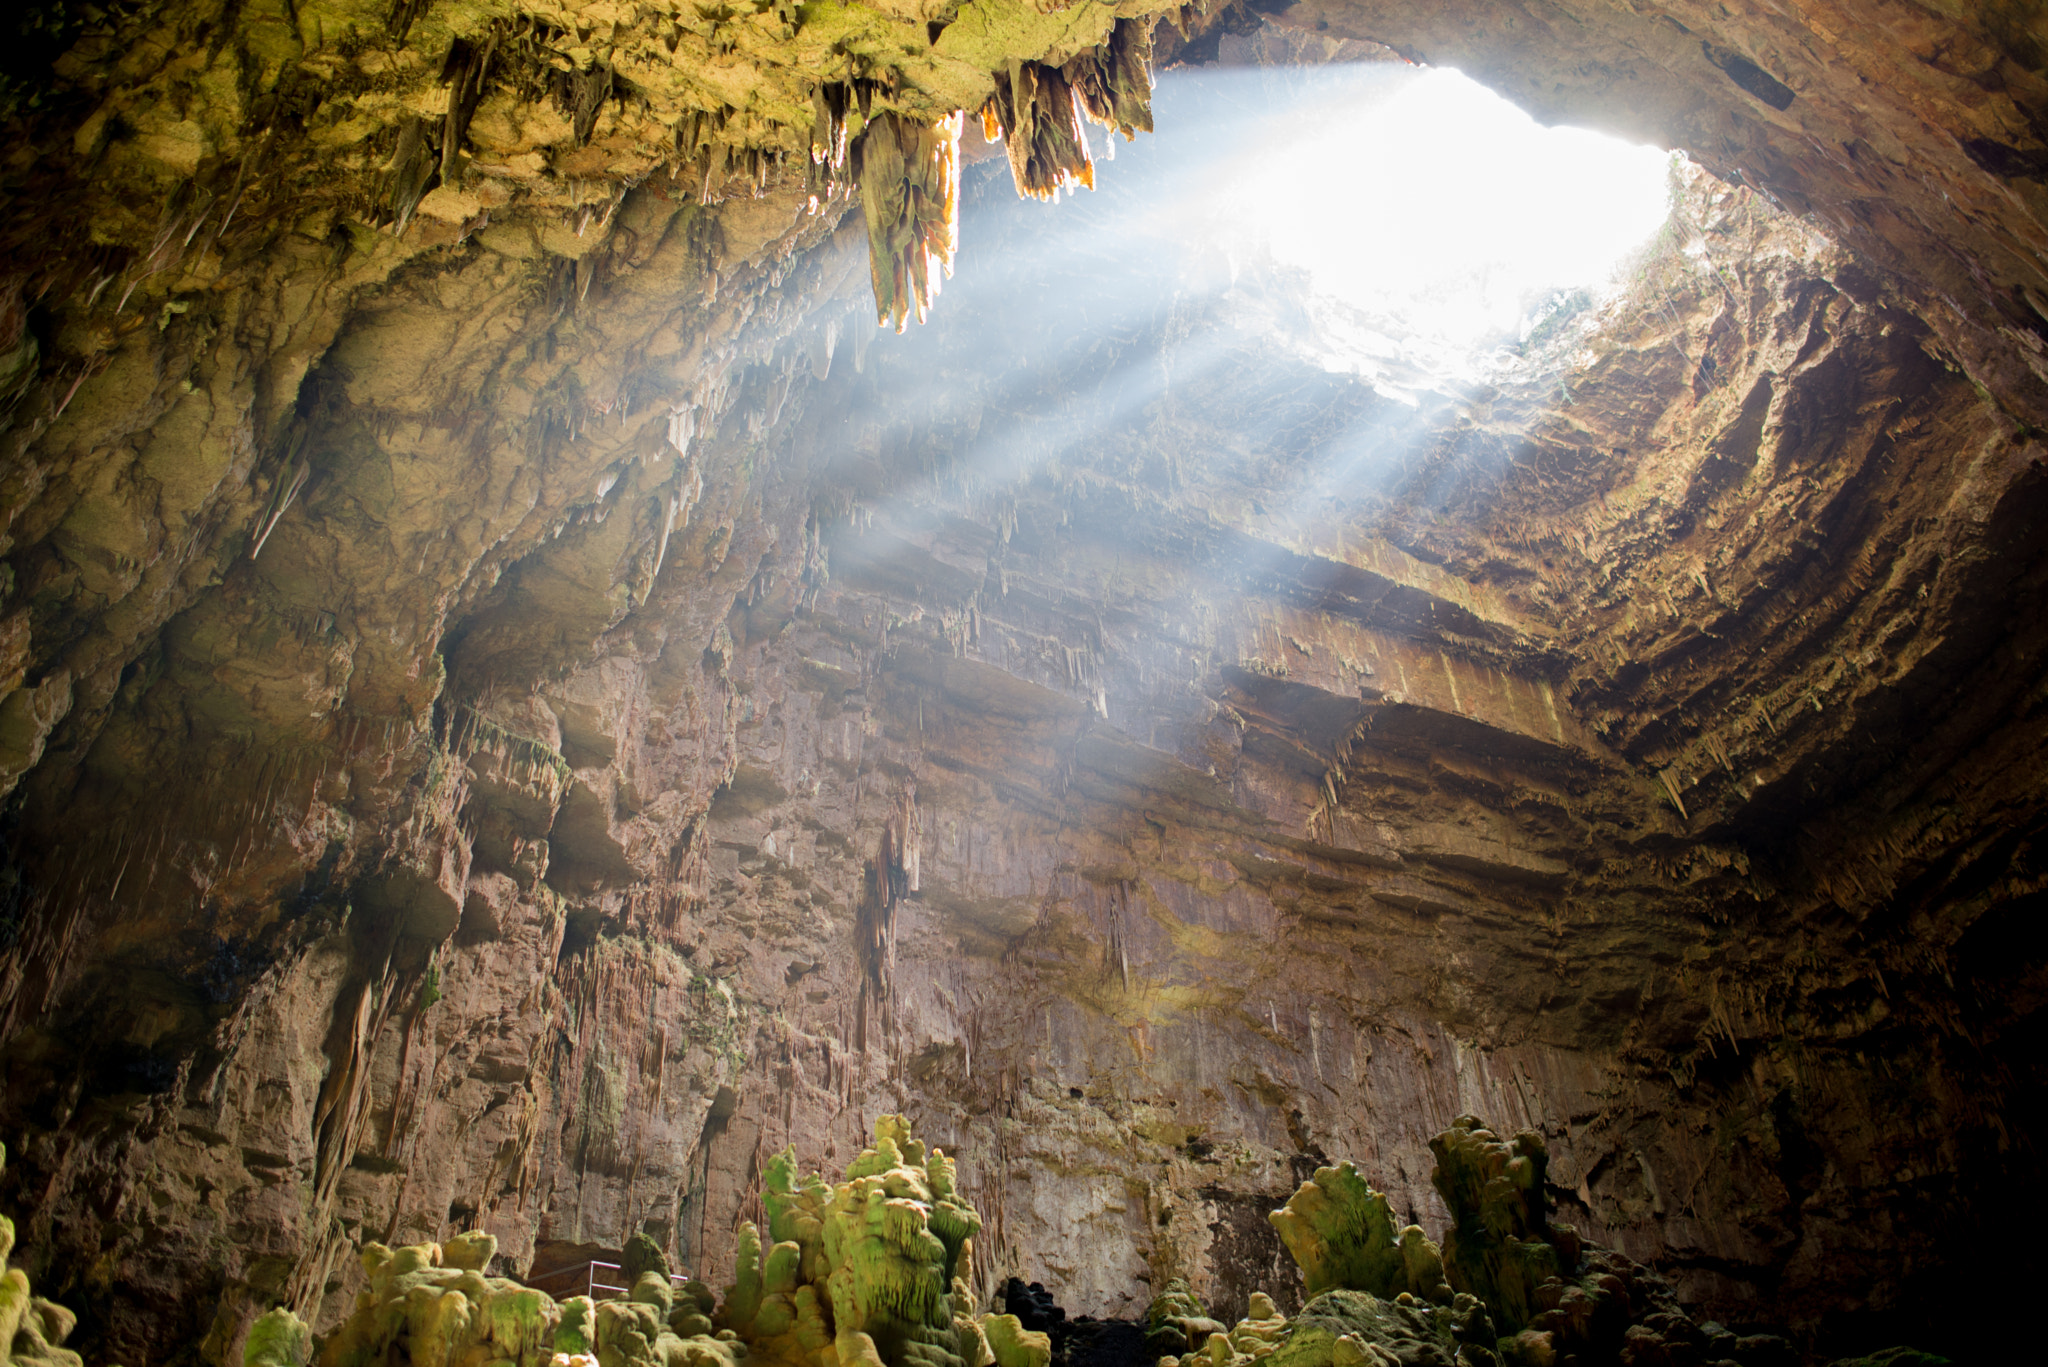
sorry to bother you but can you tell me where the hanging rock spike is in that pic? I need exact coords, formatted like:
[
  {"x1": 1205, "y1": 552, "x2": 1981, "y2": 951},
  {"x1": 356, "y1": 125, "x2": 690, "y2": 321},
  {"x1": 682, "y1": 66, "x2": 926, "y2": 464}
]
[{"x1": 857, "y1": 113, "x2": 964, "y2": 332}]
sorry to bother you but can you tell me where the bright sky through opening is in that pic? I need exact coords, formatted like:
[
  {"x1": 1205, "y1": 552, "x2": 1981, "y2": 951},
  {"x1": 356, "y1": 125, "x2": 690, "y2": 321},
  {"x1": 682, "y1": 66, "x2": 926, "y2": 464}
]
[{"x1": 1233, "y1": 67, "x2": 1673, "y2": 355}]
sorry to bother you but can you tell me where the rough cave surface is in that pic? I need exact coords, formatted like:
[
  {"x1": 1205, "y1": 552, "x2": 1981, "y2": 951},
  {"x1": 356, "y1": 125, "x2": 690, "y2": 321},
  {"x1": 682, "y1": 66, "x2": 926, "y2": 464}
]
[{"x1": 1, "y1": 3, "x2": 2045, "y2": 1366}]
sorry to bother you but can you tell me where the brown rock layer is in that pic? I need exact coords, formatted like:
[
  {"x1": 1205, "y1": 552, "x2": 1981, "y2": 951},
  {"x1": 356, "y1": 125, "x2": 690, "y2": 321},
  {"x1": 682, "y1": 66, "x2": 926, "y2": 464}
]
[{"x1": 0, "y1": 6, "x2": 2042, "y2": 1367}]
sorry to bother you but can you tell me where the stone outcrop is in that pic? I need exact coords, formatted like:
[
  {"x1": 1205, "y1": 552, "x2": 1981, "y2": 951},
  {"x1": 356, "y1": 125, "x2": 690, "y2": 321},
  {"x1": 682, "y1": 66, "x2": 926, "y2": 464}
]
[
  {"x1": 1161, "y1": 1119, "x2": 1917, "y2": 1367},
  {"x1": 0, "y1": 3, "x2": 2045, "y2": 1366},
  {"x1": 1144, "y1": 1281, "x2": 1227, "y2": 1362},
  {"x1": 0, "y1": 1144, "x2": 83, "y2": 1367}
]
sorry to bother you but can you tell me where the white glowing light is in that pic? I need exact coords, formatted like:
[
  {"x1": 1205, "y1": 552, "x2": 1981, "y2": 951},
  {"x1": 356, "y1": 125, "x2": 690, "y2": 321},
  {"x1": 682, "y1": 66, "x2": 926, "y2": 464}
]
[{"x1": 1237, "y1": 67, "x2": 1672, "y2": 354}]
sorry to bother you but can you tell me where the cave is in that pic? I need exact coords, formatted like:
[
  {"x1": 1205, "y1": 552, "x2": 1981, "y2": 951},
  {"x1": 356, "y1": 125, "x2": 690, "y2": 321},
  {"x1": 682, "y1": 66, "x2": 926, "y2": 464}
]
[{"x1": 0, "y1": 3, "x2": 2043, "y2": 1367}]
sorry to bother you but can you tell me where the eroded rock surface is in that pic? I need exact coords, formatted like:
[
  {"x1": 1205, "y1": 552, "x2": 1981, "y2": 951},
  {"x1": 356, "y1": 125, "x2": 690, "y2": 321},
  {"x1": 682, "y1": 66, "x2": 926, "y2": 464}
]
[{"x1": 0, "y1": 5, "x2": 2044, "y2": 1367}]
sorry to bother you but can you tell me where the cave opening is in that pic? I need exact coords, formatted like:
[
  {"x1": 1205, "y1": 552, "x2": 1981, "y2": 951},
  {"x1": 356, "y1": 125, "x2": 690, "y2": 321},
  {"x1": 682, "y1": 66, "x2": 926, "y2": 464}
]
[{"x1": 1, "y1": 6, "x2": 2045, "y2": 1367}]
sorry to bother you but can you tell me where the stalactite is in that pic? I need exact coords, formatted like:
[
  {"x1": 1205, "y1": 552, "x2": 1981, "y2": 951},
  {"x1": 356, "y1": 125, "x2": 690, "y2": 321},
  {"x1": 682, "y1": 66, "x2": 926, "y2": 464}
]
[
  {"x1": 811, "y1": 82, "x2": 854, "y2": 182},
  {"x1": 1063, "y1": 17, "x2": 1157, "y2": 143},
  {"x1": 854, "y1": 113, "x2": 962, "y2": 332},
  {"x1": 981, "y1": 62, "x2": 1094, "y2": 202},
  {"x1": 975, "y1": 20, "x2": 1151, "y2": 208}
]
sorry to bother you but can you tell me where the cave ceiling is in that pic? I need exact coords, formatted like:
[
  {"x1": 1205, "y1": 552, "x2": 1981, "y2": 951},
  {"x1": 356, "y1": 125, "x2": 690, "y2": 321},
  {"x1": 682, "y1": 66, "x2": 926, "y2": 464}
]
[{"x1": 1, "y1": 2, "x2": 2047, "y2": 1366}]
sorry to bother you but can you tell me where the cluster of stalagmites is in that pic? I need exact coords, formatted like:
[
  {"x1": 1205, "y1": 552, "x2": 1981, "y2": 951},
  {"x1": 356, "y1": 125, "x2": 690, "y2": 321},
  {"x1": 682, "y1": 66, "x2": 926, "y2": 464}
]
[
  {"x1": 1139, "y1": 1116, "x2": 1932, "y2": 1367},
  {"x1": 228, "y1": 1114, "x2": 1943, "y2": 1367},
  {"x1": 245, "y1": 1228, "x2": 742, "y2": 1367},
  {"x1": 248, "y1": 1118, "x2": 1051, "y2": 1367}
]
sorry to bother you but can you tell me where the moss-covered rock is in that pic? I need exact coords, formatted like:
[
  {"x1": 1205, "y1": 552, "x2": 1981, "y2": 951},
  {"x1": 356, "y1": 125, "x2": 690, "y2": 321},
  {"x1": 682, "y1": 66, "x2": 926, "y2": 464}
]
[
  {"x1": 724, "y1": 1116, "x2": 1002, "y2": 1367},
  {"x1": 1261, "y1": 1291, "x2": 1465, "y2": 1367},
  {"x1": 244, "y1": 1308, "x2": 315, "y2": 1367},
  {"x1": 625, "y1": 1236, "x2": 673, "y2": 1287},
  {"x1": 1269, "y1": 1163, "x2": 1451, "y2": 1305},
  {"x1": 1158, "y1": 1288, "x2": 1496, "y2": 1367},
  {"x1": 310, "y1": 1239, "x2": 737, "y2": 1367},
  {"x1": 978, "y1": 1314, "x2": 1048, "y2": 1367},
  {"x1": 1143, "y1": 1278, "x2": 1227, "y2": 1359},
  {"x1": 1428, "y1": 1118, "x2": 1562, "y2": 1339}
]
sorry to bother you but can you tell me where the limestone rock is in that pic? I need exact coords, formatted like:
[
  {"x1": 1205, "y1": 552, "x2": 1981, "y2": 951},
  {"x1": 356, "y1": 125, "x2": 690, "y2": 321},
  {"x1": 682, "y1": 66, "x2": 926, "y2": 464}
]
[
  {"x1": 1190, "y1": 1292, "x2": 1296, "y2": 1367},
  {"x1": 245, "y1": 1309, "x2": 314, "y2": 1367},
  {"x1": 1144, "y1": 1280, "x2": 1227, "y2": 1359},
  {"x1": 1429, "y1": 1120, "x2": 1563, "y2": 1337},
  {"x1": 978, "y1": 1315, "x2": 1049, "y2": 1367},
  {"x1": 1269, "y1": 1164, "x2": 1450, "y2": 1304},
  {"x1": 312, "y1": 1239, "x2": 733, "y2": 1367},
  {"x1": 725, "y1": 1117, "x2": 995, "y2": 1367},
  {"x1": 0, "y1": 1145, "x2": 82, "y2": 1367},
  {"x1": 1423, "y1": 1117, "x2": 1700, "y2": 1367},
  {"x1": 624, "y1": 1236, "x2": 672, "y2": 1284},
  {"x1": 1260, "y1": 1291, "x2": 1465, "y2": 1367},
  {"x1": 2, "y1": 7, "x2": 2046, "y2": 1365}
]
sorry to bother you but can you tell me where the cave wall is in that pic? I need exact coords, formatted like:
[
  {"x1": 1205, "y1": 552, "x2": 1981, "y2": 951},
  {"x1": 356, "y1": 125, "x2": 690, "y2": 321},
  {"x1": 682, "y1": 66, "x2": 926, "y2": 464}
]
[{"x1": 0, "y1": 3, "x2": 2046, "y2": 1366}]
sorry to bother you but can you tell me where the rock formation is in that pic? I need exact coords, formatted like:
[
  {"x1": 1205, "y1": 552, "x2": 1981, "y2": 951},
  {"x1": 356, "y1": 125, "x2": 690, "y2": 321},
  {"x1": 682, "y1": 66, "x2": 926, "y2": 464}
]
[
  {"x1": 1268, "y1": 1165, "x2": 1447, "y2": 1305},
  {"x1": 280, "y1": 1228, "x2": 745, "y2": 1367},
  {"x1": 0, "y1": 1144, "x2": 83, "y2": 1367},
  {"x1": 1160, "y1": 1117, "x2": 1909, "y2": 1367},
  {"x1": 721, "y1": 1115, "x2": 999, "y2": 1367},
  {"x1": 0, "y1": 2, "x2": 2044, "y2": 1366},
  {"x1": 273, "y1": 1117, "x2": 1036, "y2": 1367}
]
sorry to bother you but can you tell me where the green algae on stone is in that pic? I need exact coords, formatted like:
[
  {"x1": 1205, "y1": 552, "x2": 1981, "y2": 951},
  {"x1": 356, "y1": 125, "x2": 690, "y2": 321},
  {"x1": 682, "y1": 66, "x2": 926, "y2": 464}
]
[
  {"x1": 446, "y1": 1231, "x2": 500, "y2": 1272},
  {"x1": 977, "y1": 1315, "x2": 1047, "y2": 1367},
  {"x1": 1424, "y1": 1115, "x2": 1726, "y2": 1367},
  {"x1": 1260, "y1": 1290, "x2": 1473, "y2": 1367},
  {"x1": 856, "y1": 111, "x2": 963, "y2": 332},
  {"x1": 625, "y1": 1234, "x2": 673, "y2": 1286}
]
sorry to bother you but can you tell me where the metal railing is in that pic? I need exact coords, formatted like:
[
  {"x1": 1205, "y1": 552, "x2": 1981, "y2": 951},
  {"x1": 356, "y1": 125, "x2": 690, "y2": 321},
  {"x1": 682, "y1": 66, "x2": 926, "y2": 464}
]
[{"x1": 525, "y1": 1260, "x2": 694, "y2": 1302}]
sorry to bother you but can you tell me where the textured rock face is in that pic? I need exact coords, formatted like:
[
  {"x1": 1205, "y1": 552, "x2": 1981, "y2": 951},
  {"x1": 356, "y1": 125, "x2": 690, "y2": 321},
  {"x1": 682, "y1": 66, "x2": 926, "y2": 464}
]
[
  {"x1": 1, "y1": 4, "x2": 2046, "y2": 1367},
  {"x1": 0, "y1": 1142, "x2": 86, "y2": 1367}
]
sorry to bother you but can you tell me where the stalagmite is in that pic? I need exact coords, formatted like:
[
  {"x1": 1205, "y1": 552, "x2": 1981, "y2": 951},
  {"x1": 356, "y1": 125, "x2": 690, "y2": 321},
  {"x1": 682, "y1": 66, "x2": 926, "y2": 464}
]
[
  {"x1": 721, "y1": 1116, "x2": 1026, "y2": 1367},
  {"x1": 0, "y1": 1145, "x2": 83, "y2": 1367},
  {"x1": 1268, "y1": 1162, "x2": 1450, "y2": 1303},
  {"x1": 282, "y1": 1232, "x2": 746, "y2": 1367}
]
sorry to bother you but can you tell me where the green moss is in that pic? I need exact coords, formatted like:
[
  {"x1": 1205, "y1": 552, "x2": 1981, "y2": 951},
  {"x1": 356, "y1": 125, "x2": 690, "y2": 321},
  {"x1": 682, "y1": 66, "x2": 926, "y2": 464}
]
[
  {"x1": 624, "y1": 1233, "x2": 672, "y2": 1284},
  {"x1": 1143, "y1": 1279, "x2": 1225, "y2": 1358},
  {"x1": 0, "y1": 1144, "x2": 82, "y2": 1367}
]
